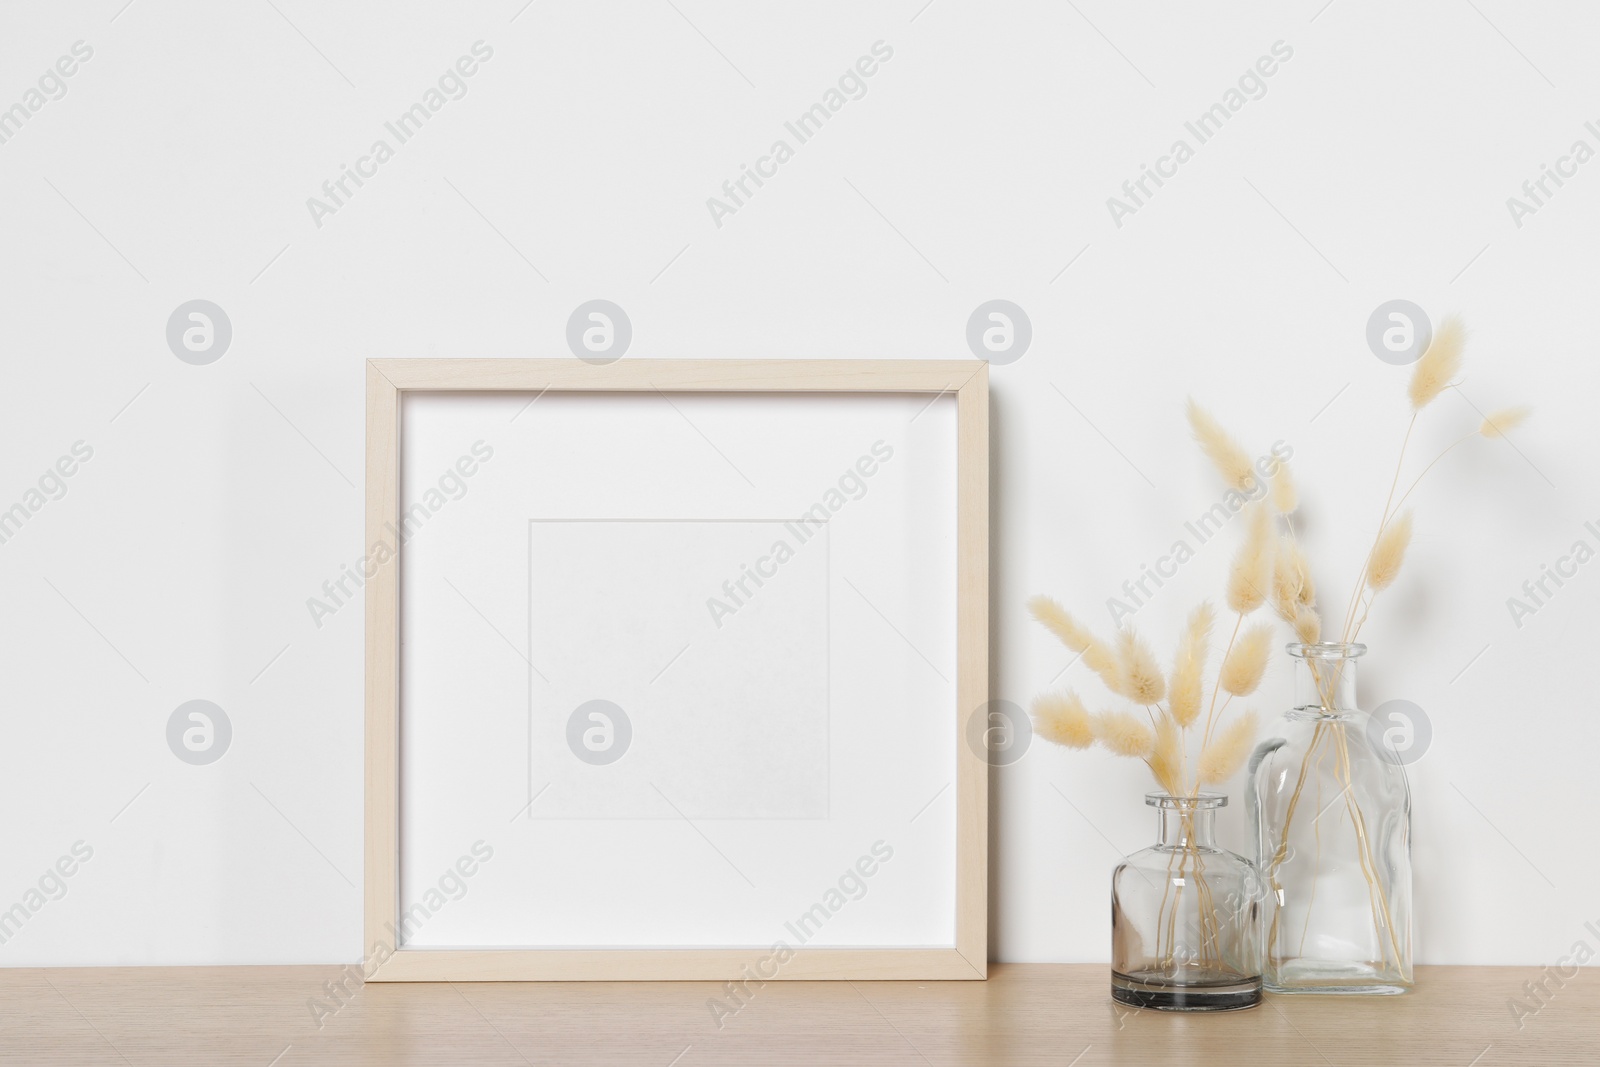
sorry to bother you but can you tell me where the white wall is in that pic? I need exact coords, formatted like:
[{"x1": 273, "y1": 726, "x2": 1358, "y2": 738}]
[{"x1": 0, "y1": 0, "x2": 1591, "y2": 968}]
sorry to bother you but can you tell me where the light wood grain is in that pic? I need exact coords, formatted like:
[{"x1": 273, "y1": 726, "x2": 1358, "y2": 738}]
[
  {"x1": 371, "y1": 948, "x2": 984, "y2": 983},
  {"x1": 364, "y1": 359, "x2": 989, "y2": 981},
  {"x1": 370, "y1": 357, "x2": 985, "y2": 393},
  {"x1": 954, "y1": 363, "x2": 989, "y2": 979},
  {"x1": 1, "y1": 965, "x2": 1586, "y2": 1066},
  {"x1": 362, "y1": 362, "x2": 400, "y2": 971}
]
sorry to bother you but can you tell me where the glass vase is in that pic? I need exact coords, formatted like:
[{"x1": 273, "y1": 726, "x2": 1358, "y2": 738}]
[
  {"x1": 1247, "y1": 642, "x2": 1413, "y2": 994},
  {"x1": 1110, "y1": 793, "x2": 1264, "y2": 1011}
]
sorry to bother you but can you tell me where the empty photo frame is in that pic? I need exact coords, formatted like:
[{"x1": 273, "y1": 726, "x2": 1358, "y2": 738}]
[{"x1": 364, "y1": 360, "x2": 988, "y2": 980}]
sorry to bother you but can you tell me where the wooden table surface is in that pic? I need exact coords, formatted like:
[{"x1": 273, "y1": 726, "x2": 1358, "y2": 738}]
[{"x1": 1, "y1": 964, "x2": 1591, "y2": 1065}]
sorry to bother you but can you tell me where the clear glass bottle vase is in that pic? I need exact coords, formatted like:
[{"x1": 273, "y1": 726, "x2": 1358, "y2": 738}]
[
  {"x1": 1247, "y1": 642, "x2": 1413, "y2": 994},
  {"x1": 1110, "y1": 794, "x2": 1264, "y2": 1012}
]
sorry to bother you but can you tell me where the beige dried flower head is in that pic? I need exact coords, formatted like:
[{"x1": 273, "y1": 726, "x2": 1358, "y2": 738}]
[
  {"x1": 1148, "y1": 714, "x2": 1183, "y2": 797},
  {"x1": 1027, "y1": 595, "x2": 1124, "y2": 693},
  {"x1": 1220, "y1": 623, "x2": 1273, "y2": 697},
  {"x1": 1226, "y1": 503, "x2": 1273, "y2": 614},
  {"x1": 1270, "y1": 462, "x2": 1298, "y2": 514},
  {"x1": 1271, "y1": 542, "x2": 1298, "y2": 621},
  {"x1": 1187, "y1": 399, "x2": 1257, "y2": 493},
  {"x1": 1271, "y1": 535, "x2": 1315, "y2": 621},
  {"x1": 1092, "y1": 710, "x2": 1157, "y2": 759},
  {"x1": 1367, "y1": 511, "x2": 1414, "y2": 592},
  {"x1": 1292, "y1": 605, "x2": 1322, "y2": 644},
  {"x1": 1032, "y1": 691, "x2": 1094, "y2": 749},
  {"x1": 1198, "y1": 711, "x2": 1259, "y2": 785},
  {"x1": 1116, "y1": 626, "x2": 1166, "y2": 705},
  {"x1": 1479, "y1": 406, "x2": 1530, "y2": 439},
  {"x1": 1408, "y1": 315, "x2": 1465, "y2": 411},
  {"x1": 1293, "y1": 551, "x2": 1315, "y2": 605},
  {"x1": 1168, "y1": 602, "x2": 1214, "y2": 728}
]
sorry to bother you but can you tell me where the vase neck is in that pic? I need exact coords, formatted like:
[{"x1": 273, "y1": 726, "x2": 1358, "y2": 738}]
[
  {"x1": 1152, "y1": 801, "x2": 1220, "y2": 849},
  {"x1": 1289, "y1": 642, "x2": 1364, "y2": 715}
]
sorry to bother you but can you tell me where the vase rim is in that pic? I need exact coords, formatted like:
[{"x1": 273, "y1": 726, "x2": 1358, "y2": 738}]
[
  {"x1": 1288, "y1": 641, "x2": 1367, "y2": 660},
  {"x1": 1145, "y1": 792, "x2": 1227, "y2": 810}
]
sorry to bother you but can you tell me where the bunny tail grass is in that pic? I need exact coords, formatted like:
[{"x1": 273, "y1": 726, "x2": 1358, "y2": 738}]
[
  {"x1": 1168, "y1": 602, "x2": 1214, "y2": 728},
  {"x1": 1226, "y1": 502, "x2": 1273, "y2": 615},
  {"x1": 1116, "y1": 626, "x2": 1166, "y2": 705},
  {"x1": 1479, "y1": 406, "x2": 1530, "y2": 439},
  {"x1": 1032, "y1": 691, "x2": 1094, "y2": 749},
  {"x1": 1092, "y1": 710, "x2": 1157, "y2": 759},
  {"x1": 1292, "y1": 605, "x2": 1322, "y2": 644},
  {"x1": 1366, "y1": 511, "x2": 1414, "y2": 592},
  {"x1": 1027, "y1": 595, "x2": 1125, "y2": 694},
  {"x1": 1187, "y1": 399, "x2": 1257, "y2": 493},
  {"x1": 1270, "y1": 462, "x2": 1298, "y2": 514},
  {"x1": 1272, "y1": 534, "x2": 1315, "y2": 622},
  {"x1": 1197, "y1": 711, "x2": 1259, "y2": 785},
  {"x1": 1219, "y1": 622, "x2": 1274, "y2": 697},
  {"x1": 1149, "y1": 714, "x2": 1184, "y2": 797},
  {"x1": 1408, "y1": 315, "x2": 1465, "y2": 411}
]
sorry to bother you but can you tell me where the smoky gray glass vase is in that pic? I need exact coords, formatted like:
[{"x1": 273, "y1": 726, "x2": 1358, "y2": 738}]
[{"x1": 1111, "y1": 793, "x2": 1264, "y2": 1012}]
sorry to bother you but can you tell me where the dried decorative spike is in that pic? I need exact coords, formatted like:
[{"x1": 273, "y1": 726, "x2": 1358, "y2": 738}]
[
  {"x1": 1168, "y1": 603, "x2": 1213, "y2": 728},
  {"x1": 1032, "y1": 691, "x2": 1094, "y2": 749},
  {"x1": 1187, "y1": 399, "x2": 1257, "y2": 493},
  {"x1": 1028, "y1": 595, "x2": 1125, "y2": 694},
  {"x1": 1092, "y1": 710, "x2": 1156, "y2": 759},
  {"x1": 1226, "y1": 503, "x2": 1273, "y2": 614},
  {"x1": 1148, "y1": 714, "x2": 1183, "y2": 797},
  {"x1": 1270, "y1": 463, "x2": 1298, "y2": 514},
  {"x1": 1479, "y1": 406, "x2": 1530, "y2": 439},
  {"x1": 1198, "y1": 712, "x2": 1259, "y2": 785},
  {"x1": 1367, "y1": 512, "x2": 1414, "y2": 592},
  {"x1": 1116, "y1": 627, "x2": 1166, "y2": 705},
  {"x1": 1220, "y1": 623, "x2": 1274, "y2": 697},
  {"x1": 1407, "y1": 316, "x2": 1465, "y2": 411}
]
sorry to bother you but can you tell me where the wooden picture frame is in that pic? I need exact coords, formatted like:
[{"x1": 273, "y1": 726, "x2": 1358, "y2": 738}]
[{"x1": 364, "y1": 359, "x2": 989, "y2": 981}]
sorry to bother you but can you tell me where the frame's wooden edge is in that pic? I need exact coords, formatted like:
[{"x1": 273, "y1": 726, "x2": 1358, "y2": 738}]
[
  {"x1": 363, "y1": 363, "x2": 401, "y2": 959},
  {"x1": 364, "y1": 358, "x2": 992, "y2": 980},
  {"x1": 366, "y1": 948, "x2": 984, "y2": 982},
  {"x1": 954, "y1": 364, "x2": 990, "y2": 979},
  {"x1": 366, "y1": 358, "x2": 398, "y2": 386},
  {"x1": 369, "y1": 358, "x2": 985, "y2": 393}
]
